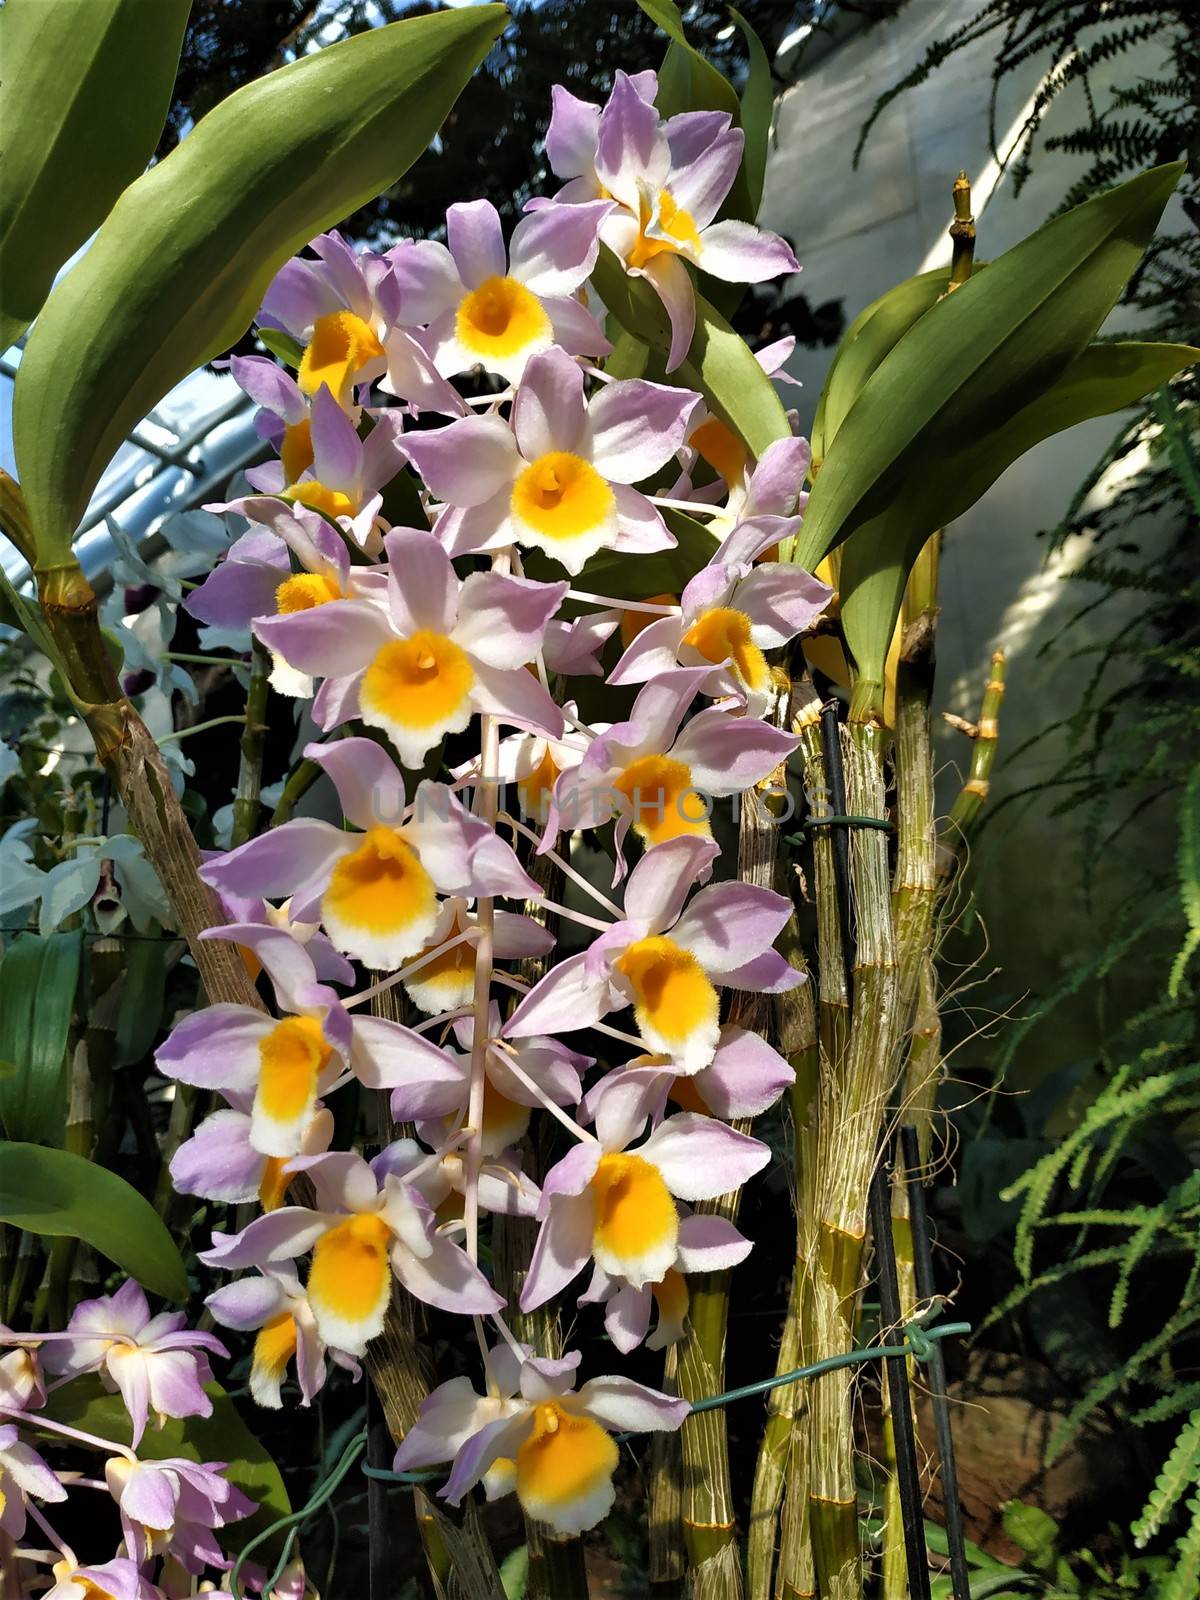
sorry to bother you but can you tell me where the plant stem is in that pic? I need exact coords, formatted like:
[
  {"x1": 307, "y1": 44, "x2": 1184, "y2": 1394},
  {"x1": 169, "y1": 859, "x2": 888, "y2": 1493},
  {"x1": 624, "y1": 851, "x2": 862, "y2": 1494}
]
[{"x1": 230, "y1": 640, "x2": 271, "y2": 849}]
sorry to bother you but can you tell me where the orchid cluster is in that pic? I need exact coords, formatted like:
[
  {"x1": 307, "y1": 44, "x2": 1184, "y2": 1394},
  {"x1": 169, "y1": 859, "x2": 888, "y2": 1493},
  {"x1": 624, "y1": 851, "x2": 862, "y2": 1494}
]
[
  {"x1": 157, "y1": 69, "x2": 829, "y2": 1543},
  {"x1": 0, "y1": 1283, "x2": 270, "y2": 1599}
]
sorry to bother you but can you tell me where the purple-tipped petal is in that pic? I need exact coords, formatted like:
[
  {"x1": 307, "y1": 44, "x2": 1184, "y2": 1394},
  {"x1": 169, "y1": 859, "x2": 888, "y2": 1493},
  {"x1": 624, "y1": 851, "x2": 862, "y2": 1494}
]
[
  {"x1": 669, "y1": 707, "x2": 799, "y2": 795},
  {"x1": 675, "y1": 1213, "x2": 753, "y2": 1272},
  {"x1": 588, "y1": 378, "x2": 701, "y2": 485},
  {"x1": 401, "y1": 415, "x2": 519, "y2": 507},
  {"x1": 504, "y1": 952, "x2": 612, "y2": 1039},
  {"x1": 254, "y1": 599, "x2": 392, "y2": 679},
  {"x1": 446, "y1": 199, "x2": 507, "y2": 290},
  {"x1": 572, "y1": 1375, "x2": 690, "y2": 1434},
  {"x1": 639, "y1": 253, "x2": 695, "y2": 373},
  {"x1": 510, "y1": 201, "x2": 614, "y2": 297},
  {"x1": 696, "y1": 220, "x2": 800, "y2": 284},
  {"x1": 638, "y1": 1112, "x2": 770, "y2": 1200},
  {"x1": 671, "y1": 881, "x2": 793, "y2": 969},
  {"x1": 456, "y1": 571, "x2": 567, "y2": 670},
  {"x1": 694, "y1": 1027, "x2": 794, "y2": 1119},
  {"x1": 624, "y1": 834, "x2": 721, "y2": 934},
  {"x1": 511, "y1": 345, "x2": 589, "y2": 461},
  {"x1": 546, "y1": 84, "x2": 601, "y2": 181},
  {"x1": 305, "y1": 736, "x2": 407, "y2": 833},
  {"x1": 381, "y1": 528, "x2": 460, "y2": 636},
  {"x1": 520, "y1": 1190, "x2": 595, "y2": 1311}
]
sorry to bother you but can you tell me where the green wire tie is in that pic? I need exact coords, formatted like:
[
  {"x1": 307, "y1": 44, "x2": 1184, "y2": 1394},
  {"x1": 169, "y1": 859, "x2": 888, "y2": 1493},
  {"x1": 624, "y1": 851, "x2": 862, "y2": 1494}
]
[
  {"x1": 785, "y1": 813, "x2": 894, "y2": 849},
  {"x1": 232, "y1": 1316, "x2": 969, "y2": 1596}
]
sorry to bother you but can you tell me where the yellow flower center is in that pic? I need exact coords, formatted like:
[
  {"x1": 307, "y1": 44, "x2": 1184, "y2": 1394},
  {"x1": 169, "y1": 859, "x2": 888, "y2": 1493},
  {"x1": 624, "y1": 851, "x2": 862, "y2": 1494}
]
[
  {"x1": 455, "y1": 274, "x2": 552, "y2": 361},
  {"x1": 511, "y1": 451, "x2": 615, "y2": 544},
  {"x1": 361, "y1": 631, "x2": 475, "y2": 733},
  {"x1": 515, "y1": 1402, "x2": 619, "y2": 1524},
  {"x1": 323, "y1": 827, "x2": 437, "y2": 939},
  {"x1": 253, "y1": 1310, "x2": 298, "y2": 1384},
  {"x1": 589, "y1": 1152, "x2": 679, "y2": 1275},
  {"x1": 274, "y1": 571, "x2": 343, "y2": 614},
  {"x1": 298, "y1": 310, "x2": 385, "y2": 405},
  {"x1": 283, "y1": 480, "x2": 357, "y2": 521},
  {"x1": 308, "y1": 1213, "x2": 393, "y2": 1332},
  {"x1": 281, "y1": 418, "x2": 314, "y2": 484},
  {"x1": 682, "y1": 606, "x2": 769, "y2": 692},
  {"x1": 628, "y1": 189, "x2": 701, "y2": 270},
  {"x1": 612, "y1": 754, "x2": 711, "y2": 846},
  {"x1": 690, "y1": 416, "x2": 747, "y2": 487},
  {"x1": 257, "y1": 1015, "x2": 331, "y2": 1124},
  {"x1": 517, "y1": 745, "x2": 560, "y2": 823},
  {"x1": 615, "y1": 935, "x2": 720, "y2": 1053}
]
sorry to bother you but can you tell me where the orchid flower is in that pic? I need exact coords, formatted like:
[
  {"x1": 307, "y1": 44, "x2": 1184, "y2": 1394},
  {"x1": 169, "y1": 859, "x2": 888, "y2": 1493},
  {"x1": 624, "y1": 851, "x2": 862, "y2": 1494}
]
[
  {"x1": 547, "y1": 667, "x2": 798, "y2": 869},
  {"x1": 199, "y1": 738, "x2": 539, "y2": 970},
  {"x1": 520, "y1": 1079, "x2": 765, "y2": 1316},
  {"x1": 41, "y1": 1281, "x2": 226, "y2": 1449},
  {"x1": 549, "y1": 72, "x2": 799, "y2": 369},
  {"x1": 507, "y1": 835, "x2": 803, "y2": 1072},
  {"x1": 157, "y1": 922, "x2": 453, "y2": 1160},
  {"x1": 473, "y1": 704, "x2": 601, "y2": 826},
  {"x1": 0, "y1": 1423, "x2": 65, "y2": 1538},
  {"x1": 200, "y1": 1150, "x2": 504, "y2": 1353},
  {"x1": 210, "y1": 386, "x2": 408, "y2": 554},
  {"x1": 383, "y1": 197, "x2": 613, "y2": 381},
  {"x1": 205, "y1": 887, "x2": 355, "y2": 988},
  {"x1": 254, "y1": 529, "x2": 565, "y2": 765},
  {"x1": 257, "y1": 228, "x2": 463, "y2": 415},
  {"x1": 396, "y1": 1344, "x2": 688, "y2": 1535},
  {"x1": 104, "y1": 1453, "x2": 254, "y2": 1573},
  {"x1": 205, "y1": 1267, "x2": 357, "y2": 1410},
  {"x1": 694, "y1": 433, "x2": 813, "y2": 545},
  {"x1": 607, "y1": 520, "x2": 831, "y2": 712},
  {"x1": 599, "y1": 1023, "x2": 796, "y2": 1126},
  {"x1": 401, "y1": 346, "x2": 700, "y2": 575},
  {"x1": 542, "y1": 609, "x2": 621, "y2": 677}
]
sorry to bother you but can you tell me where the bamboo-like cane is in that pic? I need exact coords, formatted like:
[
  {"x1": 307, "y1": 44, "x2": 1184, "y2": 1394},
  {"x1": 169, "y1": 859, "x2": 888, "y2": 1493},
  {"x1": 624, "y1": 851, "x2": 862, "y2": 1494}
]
[{"x1": 675, "y1": 725, "x2": 786, "y2": 1599}]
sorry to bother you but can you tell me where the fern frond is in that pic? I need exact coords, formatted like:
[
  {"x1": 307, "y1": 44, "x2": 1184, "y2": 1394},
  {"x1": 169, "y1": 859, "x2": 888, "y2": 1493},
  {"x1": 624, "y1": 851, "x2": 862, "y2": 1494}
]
[
  {"x1": 1134, "y1": 1413, "x2": 1200, "y2": 1545},
  {"x1": 1159, "y1": 1495, "x2": 1200, "y2": 1600},
  {"x1": 1134, "y1": 1383, "x2": 1200, "y2": 1427}
]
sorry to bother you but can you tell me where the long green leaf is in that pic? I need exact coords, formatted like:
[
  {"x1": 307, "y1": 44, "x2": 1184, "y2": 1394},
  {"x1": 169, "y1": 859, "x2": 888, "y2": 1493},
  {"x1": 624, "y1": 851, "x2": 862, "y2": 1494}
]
[
  {"x1": 13, "y1": 5, "x2": 508, "y2": 564},
  {"x1": 0, "y1": 932, "x2": 81, "y2": 1145},
  {"x1": 810, "y1": 266, "x2": 969, "y2": 466},
  {"x1": 0, "y1": 1142, "x2": 189, "y2": 1300},
  {"x1": 793, "y1": 162, "x2": 1186, "y2": 576},
  {"x1": 0, "y1": 0, "x2": 189, "y2": 351},
  {"x1": 43, "y1": 1374, "x2": 290, "y2": 1558},
  {"x1": 730, "y1": 7, "x2": 773, "y2": 215},
  {"x1": 839, "y1": 340, "x2": 1199, "y2": 686}
]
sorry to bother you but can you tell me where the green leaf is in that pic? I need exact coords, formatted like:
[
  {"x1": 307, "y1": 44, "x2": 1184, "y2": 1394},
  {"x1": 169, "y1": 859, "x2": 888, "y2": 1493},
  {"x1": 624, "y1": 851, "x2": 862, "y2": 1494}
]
[
  {"x1": 839, "y1": 338, "x2": 1199, "y2": 688},
  {"x1": 42, "y1": 1374, "x2": 290, "y2": 1558},
  {"x1": 0, "y1": 0, "x2": 190, "y2": 351},
  {"x1": 0, "y1": 932, "x2": 81, "y2": 1145},
  {"x1": 810, "y1": 266, "x2": 965, "y2": 467},
  {"x1": 499, "y1": 1543, "x2": 530, "y2": 1600},
  {"x1": 114, "y1": 934, "x2": 169, "y2": 1067},
  {"x1": 730, "y1": 8, "x2": 773, "y2": 215},
  {"x1": 256, "y1": 327, "x2": 305, "y2": 368},
  {"x1": 13, "y1": 5, "x2": 509, "y2": 565},
  {"x1": 794, "y1": 162, "x2": 1186, "y2": 580},
  {"x1": 0, "y1": 1142, "x2": 188, "y2": 1301}
]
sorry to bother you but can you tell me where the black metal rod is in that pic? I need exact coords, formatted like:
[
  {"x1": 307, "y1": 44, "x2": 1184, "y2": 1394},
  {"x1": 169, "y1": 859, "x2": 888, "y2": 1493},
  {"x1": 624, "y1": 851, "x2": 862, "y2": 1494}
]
[
  {"x1": 366, "y1": 1385, "x2": 393, "y2": 1600},
  {"x1": 902, "y1": 1123, "x2": 971, "y2": 1600},
  {"x1": 820, "y1": 700, "x2": 931, "y2": 1600},
  {"x1": 869, "y1": 1151, "x2": 934, "y2": 1600}
]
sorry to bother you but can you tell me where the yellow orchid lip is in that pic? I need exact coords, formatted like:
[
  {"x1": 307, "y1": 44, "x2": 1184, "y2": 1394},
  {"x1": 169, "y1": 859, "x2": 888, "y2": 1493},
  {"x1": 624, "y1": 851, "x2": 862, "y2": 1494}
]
[
  {"x1": 455, "y1": 274, "x2": 553, "y2": 365},
  {"x1": 683, "y1": 606, "x2": 770, "y2": 693},
  {"x1": 253, "y1": 1015, "x2": 332, "y2": 1157},
  {"x1": 515, "y1": 1401, "x2": 619, "y2": 1534},
  {"x1": 589, "y1": 1150, "x2": 679, "y2": 1285},
  {"x1": 615, "y1": 934, "x2": 721, "y2": 1071},
  {"x1": 403, "y1": 928, "x2": 478, "y2": 1014},
  {"x1": 283, "y1": 480, "x2": 358, "y2": 522},
  {"x1": 613, "y1": 754, "x2": 712, "y2": 847},
  {"x1": 250, "y1": 1310, "x2": 298, "y2": 1409},
  {"x1": 510, "y1": 450, "x2": 617, "y2": 568},
  {"x1": 306, "y1": 1212, "x2": 393, "y2": 1353},
  {"x1": 298, "y1": 310, "x2": 385, "y2": 406},
  {"x1": 321, "y1": 826, "x2": 440, "y2": 967},
  {"x1": 627, "y1": 187, "x2": 701, "y2": 270},
  {"x1": 360, "y1": 630, "x2": 475, "y2": 755},
  {"x1": 690, "y1": 415, "x2": 747, "y2": 488},
  {"x1": 274, "y1": 571, "x2": 343, "y2": 614}
]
